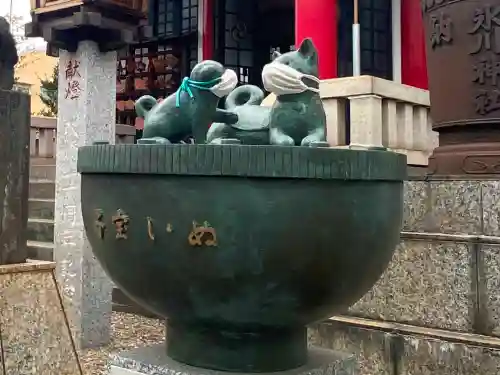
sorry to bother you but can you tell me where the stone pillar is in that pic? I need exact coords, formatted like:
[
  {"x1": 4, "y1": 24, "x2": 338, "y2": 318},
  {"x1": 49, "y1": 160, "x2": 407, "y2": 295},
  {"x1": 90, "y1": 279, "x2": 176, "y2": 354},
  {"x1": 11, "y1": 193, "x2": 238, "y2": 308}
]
[
  {"x1": 401, "y1": 0, "x2": 428, "y2": 89},
  {"x1": 295, "y1": 0, "x2": 337, "y2": 79},
  {"x1": 324, "y1": 97, "x2": 346, "y2": 146},
  {"x1": 54, "y1": 40, "x2": 116, "y2": 349},
  {"x1": 38, "y1": 127, "x2": 55, "y2": 158},
  {"x1": 0, "y1": 90, "x2": 30, "y2": 264},
  {"x1": 348, "y1": 94, "x2": 383, "y2": 147}
]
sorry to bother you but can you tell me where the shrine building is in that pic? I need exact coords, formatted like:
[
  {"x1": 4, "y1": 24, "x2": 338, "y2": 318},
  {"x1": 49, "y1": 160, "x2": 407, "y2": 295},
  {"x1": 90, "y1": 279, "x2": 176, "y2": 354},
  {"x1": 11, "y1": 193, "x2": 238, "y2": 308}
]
[{"x1": 116, "y1": 0, "x2": 428, "y2": 128}]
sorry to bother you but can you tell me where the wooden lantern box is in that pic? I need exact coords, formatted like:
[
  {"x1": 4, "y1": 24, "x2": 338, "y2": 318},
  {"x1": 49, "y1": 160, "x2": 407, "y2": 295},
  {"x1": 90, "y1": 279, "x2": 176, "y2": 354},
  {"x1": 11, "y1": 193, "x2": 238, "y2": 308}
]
[
  {"x1": 30, "y1": 0, "x2": 148, "y2": 16},
  {"x1": 26, "y1": 0, "x2": 150, "y2": 56}
]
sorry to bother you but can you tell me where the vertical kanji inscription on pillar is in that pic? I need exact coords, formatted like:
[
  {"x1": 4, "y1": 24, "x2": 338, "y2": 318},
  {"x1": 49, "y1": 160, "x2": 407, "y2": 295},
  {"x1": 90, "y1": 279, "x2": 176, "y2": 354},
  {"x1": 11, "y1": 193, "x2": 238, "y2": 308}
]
[
  {"x1": 65, "y1": 59, "x2": 82, "y2": 100},
  {"x1": 469, "y1": 5, "x2": 500, "y2": 55},
  {"x1": 429, "y1": 12, "x2": 453, "y2": 49},
  {"x1": 470, "y1": 5, "x2": 500, "y2": 116}
]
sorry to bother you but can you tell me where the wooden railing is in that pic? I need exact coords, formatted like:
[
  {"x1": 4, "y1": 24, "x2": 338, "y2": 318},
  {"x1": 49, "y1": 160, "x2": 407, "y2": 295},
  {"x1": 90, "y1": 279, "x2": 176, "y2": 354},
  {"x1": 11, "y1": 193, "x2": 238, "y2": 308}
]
[
  {"x1": 320, "y1": 76, "x2": 437, "y2": 166},
  {"x1": 30, "y1": 116, "x2": 136, "y2": 159}
]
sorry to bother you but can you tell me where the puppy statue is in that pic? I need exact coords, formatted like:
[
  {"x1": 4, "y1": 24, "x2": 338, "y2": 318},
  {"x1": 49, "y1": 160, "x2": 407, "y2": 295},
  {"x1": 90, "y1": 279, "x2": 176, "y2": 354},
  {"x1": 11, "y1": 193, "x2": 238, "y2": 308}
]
[
  {"x1": 135, "y1": 60, "x2": 238, "y2": 144},
  {"x1": 206, "y1": 85, "x2": 271, "y2": 145},
  {"x1": 262, "y1": 38, "x2": 328, "y2": 147}
]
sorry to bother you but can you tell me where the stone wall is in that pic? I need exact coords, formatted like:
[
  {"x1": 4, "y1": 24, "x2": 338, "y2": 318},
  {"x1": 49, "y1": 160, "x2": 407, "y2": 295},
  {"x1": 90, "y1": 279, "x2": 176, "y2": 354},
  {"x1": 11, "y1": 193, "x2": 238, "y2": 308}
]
[
  {"x1": 308, "y1": 178, "x2": 500, "y2": 374},
  {"x1": 309, "y1": 321, "x2": 500, "y2": 375}
]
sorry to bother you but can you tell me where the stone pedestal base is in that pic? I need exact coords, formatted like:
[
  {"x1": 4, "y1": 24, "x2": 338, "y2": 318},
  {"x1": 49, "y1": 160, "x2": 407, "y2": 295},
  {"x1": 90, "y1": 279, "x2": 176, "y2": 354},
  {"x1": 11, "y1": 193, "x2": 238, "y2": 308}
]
[
  {"x1": 109, "y1": 345, "x2": 356, "y2": 375},
  {"x1": 0, "y1": 261, "x2": 82, "y2": 374}
]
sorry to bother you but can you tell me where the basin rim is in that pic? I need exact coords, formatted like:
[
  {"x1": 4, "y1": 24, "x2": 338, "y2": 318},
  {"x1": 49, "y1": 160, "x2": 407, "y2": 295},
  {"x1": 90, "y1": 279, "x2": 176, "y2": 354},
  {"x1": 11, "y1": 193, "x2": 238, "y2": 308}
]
[{"x1": 77, "y1": 144, "x2": 407, "y2": 181}]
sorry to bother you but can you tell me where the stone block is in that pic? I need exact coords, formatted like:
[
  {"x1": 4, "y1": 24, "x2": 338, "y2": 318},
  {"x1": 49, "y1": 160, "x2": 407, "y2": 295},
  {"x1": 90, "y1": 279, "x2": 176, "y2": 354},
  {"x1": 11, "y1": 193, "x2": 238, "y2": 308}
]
[
  {"x1": 402, "y1": 180, "x2": 428, "y2": 232},
  {"x1": 428, "y1": 180, "x2": 482, "y2": 235},
  {"x1": 110, "y1": 345, "x2": 356, "y2": 375},
  {"x1": 481, "y1": 181, "x2": 500, "y2": 237},
  {"x1": 348, "y1": 94, "x2": 383, "y2": 147},
  {"x1": 308, "y1": 321, "x2": 394, "y2": 375},
  {"x1": 399, "y1": 335, "x2": 500, "y2": 375},
  {"x1": 477, "y1": 244, "x2": 500, "y2": 336},
  {"x1": 310, "y1": 320, "x2": 500, "y2": 375},
  {"x1": 349, "y1": 239, "x2": 475, "y2": 332},
  {"x1": 0, "y1": 89, "x2": 30, "y2": 264},
  {"x1": 0, "y1": 261, "x2": 82, "y2": 374}
]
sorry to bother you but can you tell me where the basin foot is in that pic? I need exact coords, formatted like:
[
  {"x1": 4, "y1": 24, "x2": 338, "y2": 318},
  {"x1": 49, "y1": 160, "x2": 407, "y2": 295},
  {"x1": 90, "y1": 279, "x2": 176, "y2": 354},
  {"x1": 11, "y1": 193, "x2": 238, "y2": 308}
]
[
  {"x1": 109, "y1": 344, "x2": 357, "y2": 375},
  {"x1": 166, "y1": 321, "x2": 307, "y2": 372}
]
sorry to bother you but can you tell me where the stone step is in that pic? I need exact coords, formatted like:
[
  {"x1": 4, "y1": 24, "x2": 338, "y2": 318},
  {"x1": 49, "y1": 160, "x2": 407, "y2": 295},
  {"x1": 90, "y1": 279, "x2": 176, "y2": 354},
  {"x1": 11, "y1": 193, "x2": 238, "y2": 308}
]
[
  {"x1": 29, "y1": 180, "x2": 55, "y2": 200},
  {"x1": 27, "y1": 240, "x2": 54, "y2": 261},
  {"x1": 330, "y1": 316, "x2": 500, "y2": 348},
  {"x1": 28, "y1": 198, "x2": 55, "y2": 220},
  {"x1": 310, "y1": 316, "x2": 500, "y2": 374},
  {"x1": 30, "y1": 157, "x2": 56, "y2": 166},
  {"x1": 27, "y1": 218, "x2": 54, "y2": 243},
  {"x1": 30, "y1": 164, "x2": 56, "y2": 181}
]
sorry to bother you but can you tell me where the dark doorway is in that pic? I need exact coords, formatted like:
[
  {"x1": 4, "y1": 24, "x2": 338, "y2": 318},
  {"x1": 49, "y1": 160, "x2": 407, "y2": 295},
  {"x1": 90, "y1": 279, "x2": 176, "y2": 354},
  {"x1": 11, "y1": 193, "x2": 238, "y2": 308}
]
[
  {"x1": 337, "y1": 0, "x2": 393, "y2": 79},
  {"x1": 254, "y1": 0, "x2": 295, "y2": 79},
  {"x1": 214, "y1": 0, "x2": 295, "y2": 87},
  {"x1": 214, "y1": 0, "x2": 255, "y2": 84}
]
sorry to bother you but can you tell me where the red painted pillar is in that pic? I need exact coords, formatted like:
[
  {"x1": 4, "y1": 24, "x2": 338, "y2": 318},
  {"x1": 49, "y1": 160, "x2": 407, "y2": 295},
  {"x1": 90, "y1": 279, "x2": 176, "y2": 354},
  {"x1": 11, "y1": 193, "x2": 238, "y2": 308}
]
[
  {"x1": 295, "y1": 0, "x2": 337, "y2": 79},
  {"x1": 202, "y1": 0, "x2": 214, "y2": 60},
  {"x1": 401, "y1": 0, "x2": 428, "y2": 89}
]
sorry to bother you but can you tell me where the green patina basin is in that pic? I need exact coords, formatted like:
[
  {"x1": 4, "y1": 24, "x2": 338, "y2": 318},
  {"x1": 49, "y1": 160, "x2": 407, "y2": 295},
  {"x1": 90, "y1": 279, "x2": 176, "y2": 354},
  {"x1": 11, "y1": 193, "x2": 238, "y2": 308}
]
[{"x1": 77, "y1": 144, "x2": 406, "y2": 373}]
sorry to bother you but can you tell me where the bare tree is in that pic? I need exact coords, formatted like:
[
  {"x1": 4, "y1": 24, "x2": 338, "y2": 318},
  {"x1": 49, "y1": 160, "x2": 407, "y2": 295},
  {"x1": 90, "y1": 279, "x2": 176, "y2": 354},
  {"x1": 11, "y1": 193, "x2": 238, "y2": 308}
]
[
  {"x1": 4, "y1": 14, "x2": 26, "y2": 45},
  {"x1": 3, "y1": 15, "x2": 31, "y2": 83}
]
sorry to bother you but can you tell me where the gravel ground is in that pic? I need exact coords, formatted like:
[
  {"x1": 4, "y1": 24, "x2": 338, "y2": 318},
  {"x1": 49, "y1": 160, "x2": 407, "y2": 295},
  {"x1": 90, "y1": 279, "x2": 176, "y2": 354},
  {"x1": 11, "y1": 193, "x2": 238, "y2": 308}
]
[{"x1": 79, "y1": 312, "x2": 165, "y2": 375}]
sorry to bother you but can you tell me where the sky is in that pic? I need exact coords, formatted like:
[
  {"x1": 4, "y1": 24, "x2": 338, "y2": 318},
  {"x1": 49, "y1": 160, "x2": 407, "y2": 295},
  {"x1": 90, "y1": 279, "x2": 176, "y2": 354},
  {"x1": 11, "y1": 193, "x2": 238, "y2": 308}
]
[
  {"x1": 1, "y1": 0, "x2": 47, "y2": 54},
  {"x1": 0, "y1": 0, "x2": 30, "y2": 21}
]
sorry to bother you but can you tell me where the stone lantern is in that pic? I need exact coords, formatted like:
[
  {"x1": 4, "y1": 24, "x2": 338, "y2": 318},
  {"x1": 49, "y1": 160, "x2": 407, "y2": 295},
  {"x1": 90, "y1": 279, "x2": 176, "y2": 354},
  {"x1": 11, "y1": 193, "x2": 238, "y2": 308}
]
[{"x1": 25, "y1": 0, "x2": 152, "y2": 350}]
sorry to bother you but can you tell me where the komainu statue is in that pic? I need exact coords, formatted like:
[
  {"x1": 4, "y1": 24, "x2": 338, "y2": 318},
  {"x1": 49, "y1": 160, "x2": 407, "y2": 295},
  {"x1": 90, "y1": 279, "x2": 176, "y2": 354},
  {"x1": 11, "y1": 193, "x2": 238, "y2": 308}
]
[
  {"x1": 0, "y1": 16, "x2": 18, "y2": 91},
  {"x1": 207, "y1": 38, "x2": 327, "y2": 146}
]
